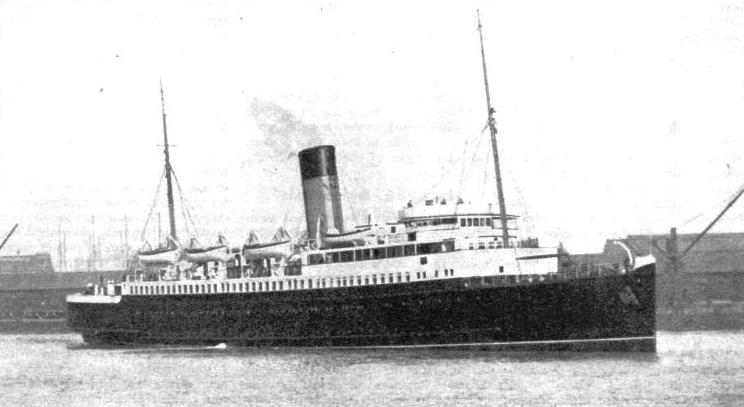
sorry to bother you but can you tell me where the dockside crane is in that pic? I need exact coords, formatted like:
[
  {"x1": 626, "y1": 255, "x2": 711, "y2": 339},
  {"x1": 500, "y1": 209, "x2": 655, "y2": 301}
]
[
  {"x1": 0, "y1": 224, "x2": 19, "y2": 253},
  {"x1": 651, "y1": 184, "x2": 744, "y2": 307}
]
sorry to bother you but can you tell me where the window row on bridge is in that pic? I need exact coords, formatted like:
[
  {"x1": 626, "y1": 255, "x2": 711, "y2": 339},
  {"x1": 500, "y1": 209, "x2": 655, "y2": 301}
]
[
  {"x1": 403, "y1": 217, "x2": 497, "y2": 228},
  {"x1": 460, "y1": 217, "x2": 494, "y2": 228}
]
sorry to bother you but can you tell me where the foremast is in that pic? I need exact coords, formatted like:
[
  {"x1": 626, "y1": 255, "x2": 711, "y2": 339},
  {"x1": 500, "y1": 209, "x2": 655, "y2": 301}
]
[
  {"x1": 477, "y1": 10, "x2": 510, "y2": 247},
  {"x1": 160, "y1": 80, "x2": 178, "y2": 244}
]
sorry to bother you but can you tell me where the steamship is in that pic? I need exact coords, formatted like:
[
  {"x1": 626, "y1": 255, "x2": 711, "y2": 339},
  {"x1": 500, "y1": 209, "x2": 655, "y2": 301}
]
[{"x1": 66, "y1": 15, "x2": 656, "y2": 351}]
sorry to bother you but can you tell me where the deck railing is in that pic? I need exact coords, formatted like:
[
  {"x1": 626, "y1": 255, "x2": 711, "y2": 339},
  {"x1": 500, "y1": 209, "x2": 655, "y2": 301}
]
[
  {"x1": 560, "y1": 262, "x2": 626, "y2": 280},
  {"x1": 88, "y1": 260, "x2": 630, "y2": 297}
]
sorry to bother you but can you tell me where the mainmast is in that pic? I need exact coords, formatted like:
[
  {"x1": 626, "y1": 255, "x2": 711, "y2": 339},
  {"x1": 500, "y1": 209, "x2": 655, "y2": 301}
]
[
  {"x1": 477, "y1": 10, "x2": 510, "y2": 247},
  {"x1": 160, "y1": 80, "x2": 178, "y2": 244}
]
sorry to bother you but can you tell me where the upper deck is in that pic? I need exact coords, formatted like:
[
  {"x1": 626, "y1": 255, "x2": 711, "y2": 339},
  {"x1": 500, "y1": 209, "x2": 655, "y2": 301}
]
[
  {"x1": 342, "y1": 199, "x2": 522, "y2": 249},
  {"x1": 397, "y1": 200, "x2": 517, "y2": 222}
]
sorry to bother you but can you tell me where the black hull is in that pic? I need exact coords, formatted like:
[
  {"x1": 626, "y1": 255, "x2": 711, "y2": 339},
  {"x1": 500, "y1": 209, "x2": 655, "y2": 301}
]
[{"x1": 68, "y1": 265, "x2": 655, "y2": 351}]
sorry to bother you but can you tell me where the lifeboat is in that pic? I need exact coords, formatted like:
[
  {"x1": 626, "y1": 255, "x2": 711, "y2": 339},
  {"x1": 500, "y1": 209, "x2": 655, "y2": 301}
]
[
  {"x1": 183, "y1": 245, "x2": 230, "y2": 263},
  {"x1": 138, "y1": 247, "x2": 181, "y2": 265},
  {"x1": 182, "y1": 235, "x2": 231, "y2": 263},
  {"x1": 242, "y1": 240, "x2": 292, "y2": 259},
  {"x1": 322, "y1": 226, "x2": 372, "y2": 247}
]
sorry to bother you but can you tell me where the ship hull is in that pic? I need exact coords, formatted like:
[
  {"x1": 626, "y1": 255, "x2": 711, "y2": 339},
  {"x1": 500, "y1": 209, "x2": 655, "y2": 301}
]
[{"x1": 67, "y1": 264, "x2": 655, "y2": 351}]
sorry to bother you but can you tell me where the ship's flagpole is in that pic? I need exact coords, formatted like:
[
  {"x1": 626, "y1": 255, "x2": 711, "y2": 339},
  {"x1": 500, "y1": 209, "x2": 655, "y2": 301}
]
[
  {"x1": 477, "y1": 10, "x2": 510, "y2": 248},
  {"x1": 160, "y1": 79, "x2": 178, "y2": 245}
]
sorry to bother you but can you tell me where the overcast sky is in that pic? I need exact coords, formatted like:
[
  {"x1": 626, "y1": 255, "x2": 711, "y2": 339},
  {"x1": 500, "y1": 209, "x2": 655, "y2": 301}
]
[{"x1": 1, "y1": 0, "x2": 743, "y2": 269}]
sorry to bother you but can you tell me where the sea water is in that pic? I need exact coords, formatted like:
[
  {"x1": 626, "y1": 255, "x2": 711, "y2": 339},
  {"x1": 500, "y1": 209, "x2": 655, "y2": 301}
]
[{"x1": 0, "y1": 331, "x2": 742, "y2": 406}]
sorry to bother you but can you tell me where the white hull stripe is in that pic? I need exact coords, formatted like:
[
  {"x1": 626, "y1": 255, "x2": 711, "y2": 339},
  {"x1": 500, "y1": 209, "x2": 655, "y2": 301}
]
[
  {"x1": 67, "y1": 294, "x2": 122, "y2": 304},
  {"x1": 333, "y1": 336, "x2": 655, "y2": 350}
]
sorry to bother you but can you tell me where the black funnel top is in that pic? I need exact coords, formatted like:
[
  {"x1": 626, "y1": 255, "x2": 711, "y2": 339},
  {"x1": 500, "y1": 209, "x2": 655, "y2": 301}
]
[{"x1": 299, "y1": 145, "x2": 337, "y2": 180}]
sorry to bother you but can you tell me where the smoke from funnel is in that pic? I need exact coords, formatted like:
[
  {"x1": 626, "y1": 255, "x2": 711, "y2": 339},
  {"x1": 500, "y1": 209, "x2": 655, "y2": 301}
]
[{"x1": 249, "y1": 99, "x2": 324, "y2": 158}]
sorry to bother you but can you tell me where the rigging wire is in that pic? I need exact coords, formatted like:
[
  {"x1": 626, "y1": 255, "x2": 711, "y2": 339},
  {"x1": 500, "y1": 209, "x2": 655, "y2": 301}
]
[
  {"x1": 166, "y1": 168, "x2": 192, "y2": 239},
  {"x1": 140, "y1": 168, "x2": 166, "y2": 242},
  {"x1": 457, "y1": 132, "x2": 486, "y2": 199},
  {"x1": 504, "y1": 166, "x2": 533, "y2": 237},
  {"x1": 179, "y1": 195, "x2": 194, "y2": 239},
  {"x1": 175, "y1": 173, "x2": 201, "y2": 239},
  {"x1": 416, "y1": 129, "x2": 484, "y2": 204},
  {"x1": 171, "y1": 169, "x2": 203, "y2": 241},
  {"x1": 341, "y1": 182, "x2": 358, "y2": 227},
  {"x1": 480, "y1": 142, "x2": 492, "y2": 202}
]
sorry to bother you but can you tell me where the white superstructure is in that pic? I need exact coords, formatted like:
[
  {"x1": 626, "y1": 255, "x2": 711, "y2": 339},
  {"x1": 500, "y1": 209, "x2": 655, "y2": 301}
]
[{"x1": 72, "y1": 197, "x2": 600, "y2": 303}]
